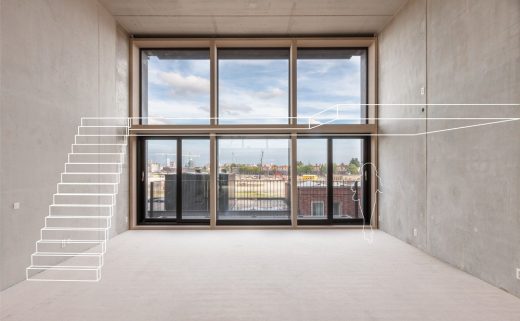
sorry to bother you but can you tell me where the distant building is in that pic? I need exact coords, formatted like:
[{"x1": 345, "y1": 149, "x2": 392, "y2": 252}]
[
  {"x1": 149, "y1": 162, "x2": 161, "y2": 173},
  {"x1": 294, "y1": 181, "x2": 361, "y2": 218}
]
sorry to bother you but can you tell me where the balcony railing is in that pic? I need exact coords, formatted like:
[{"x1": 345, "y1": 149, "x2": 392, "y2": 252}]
[{"x1": 146, "y1": 174, "x2": 361, "y2": 220}]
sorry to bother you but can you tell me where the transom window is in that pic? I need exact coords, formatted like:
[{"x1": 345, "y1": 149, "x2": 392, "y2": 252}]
[
  {"x1": 297, "y1": 48, "x2": 367, "y2": 125},
  {"x1": 140, "y1": 47, "x2": 366, "y2": 125},
  {"x1": 141, "y1": 49, "x2": 210, "y2": 125}
]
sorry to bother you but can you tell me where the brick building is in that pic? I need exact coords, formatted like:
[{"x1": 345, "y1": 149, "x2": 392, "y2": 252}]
[{"x1": 296, "y1": 182, "x2": 361, "y2": 218}]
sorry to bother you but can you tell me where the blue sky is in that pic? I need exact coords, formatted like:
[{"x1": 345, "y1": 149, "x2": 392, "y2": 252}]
[
  {"x1": 297, "y1": 57, "x2": 362, "y2": 124},
  {"x1": 145, "y1": 51, "x2": 363, "y2": 125},
  {"x1": 146, "y1": 56, "x2": 211, "y2": 125},
  {"x1": 218, "y1": 59, "x2": 289, "y2": 124}
]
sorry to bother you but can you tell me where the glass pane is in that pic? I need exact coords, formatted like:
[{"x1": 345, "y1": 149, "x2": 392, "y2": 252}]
[
  {"x1": 146, "y1": 140, "x2": 177, "y2": 219},
  {"x1": 297, "y1": 139, "x2": 327, "y2": 220},
  {"x1": 181, "y1": 140, "x2": 211, "y2": 220},
  {"x1": 332, "y1": 139, "x2": 363, "y2": 219},
  {"x1": 297, "y1": 49, "x2": 366, "y2": 125},
  {"x1": 218, "y1": 138, "x2": 290, "y2": 221},
  {"x1": 142, "y1": 49, "x2": 210, "y2": 125},
  {"x1": 218, "y1": 49, "x2": 290, "y2": 124}
]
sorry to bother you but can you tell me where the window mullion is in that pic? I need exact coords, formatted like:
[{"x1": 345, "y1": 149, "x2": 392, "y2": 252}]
[
  {"x1": 210, "y1": 41, "x2": 217, "y2": 126},
  {"x1": 290, "y1": 41, "x2": 297, "y2": 126}
]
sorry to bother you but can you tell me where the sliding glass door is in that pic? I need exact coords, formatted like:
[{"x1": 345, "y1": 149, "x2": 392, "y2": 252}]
[
  {"x1": 138, "y1": 137, "x2": 210, "y2": 224},
  {"x1": 137, "y1": 136, "x2": 369, "y2": 225},
  {"x1": 297, "y1": 137, "x2": 369, "y2": 225}
]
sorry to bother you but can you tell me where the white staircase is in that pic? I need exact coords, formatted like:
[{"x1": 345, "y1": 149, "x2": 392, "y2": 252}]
[{"x1": 26, "y1": 118, "x2": 129, "y2": 281}]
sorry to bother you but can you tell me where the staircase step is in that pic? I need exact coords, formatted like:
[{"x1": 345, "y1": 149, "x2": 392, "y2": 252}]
[
  {"x1": 68, "y1": 153, "x2": 124, "y2": 163},
  {"x1": 81, "y1": 118, "x2": 128, "y2": 126},
  {"x1": 61, "y1": 172, "x2": 120, "y2": 183},
  {"x1": 45, "y1": 216, "x2": 110, "y2": 228},
  {"x1": 49, "y1": 204, "x2": 112, "y2": 217},
  {"x1": 31, "y1": 253, "x2": 103, "y2": 268},
  {"x1": 72, "y1": 144, "x2": 126, "y2": 154},
  {"x1": 36, "y1": 240, "x2": 106, "y2": 254},
  {"x1": 65, "y1": 163, "x2": 121, "y2": 173},
  {"x1": 57, "y1": 183, "x2": 118, "y2": 194},
  {"x1": 26, "y1": 118, "x2": 128, "y2": 282},
  {"x1": 53, "y1": 193, "x2": 114, "y2": 205},
  {"x1": 41, "y1": 227, "x2": 108, "y2": 241},
  {"x1": 75, "y1": 135, "x2": 127, "y2": 144},
  {"x1": 27, "y1": 266, "x2": 100, "y2": 281},
  {"x1": 78, "y1": 126, "x2": 128, "y2": 135}
]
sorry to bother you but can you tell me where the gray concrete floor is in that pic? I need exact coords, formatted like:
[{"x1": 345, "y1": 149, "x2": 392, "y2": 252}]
[{"x1": 1, "y1": 230, "x2": 519, "y2": 321}]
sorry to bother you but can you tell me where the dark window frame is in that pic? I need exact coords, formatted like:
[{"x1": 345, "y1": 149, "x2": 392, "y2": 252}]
[
  {"x1": 137, "y1": 136, "x2": 211, "y2": 225},
  {"x1": 297, "y1": 136, "x2": 370, "y2": 226}
]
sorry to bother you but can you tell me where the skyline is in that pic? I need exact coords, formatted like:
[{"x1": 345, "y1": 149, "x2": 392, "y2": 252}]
[{"x1": 147, "y1": 138, "x2": 362, "y2": 167}]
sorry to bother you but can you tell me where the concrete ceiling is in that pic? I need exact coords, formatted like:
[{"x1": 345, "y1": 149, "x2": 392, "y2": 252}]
[{"x1": 99, "y1": 0, "x2": 408, "y2": 36}]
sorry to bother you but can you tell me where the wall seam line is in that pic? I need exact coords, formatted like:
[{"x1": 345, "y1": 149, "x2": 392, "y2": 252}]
[{"x1": 424, "y1": 0, "x2": 429, "y2": 251}]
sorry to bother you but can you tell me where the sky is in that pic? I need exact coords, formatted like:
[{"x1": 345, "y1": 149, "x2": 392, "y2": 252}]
[
  {"x1": 218, "y1": 58, "x2": 289, "y2": 124},
  {"x1": 297, "y1": 57, "x2": 363, "y2": 124},
  {"x1": 148, "y1": 138, "x2": 361, "y2": 167},
  {"x1": 144, "y1": 50, "x2": 363, "y2": 164},
  {"x1": 145, "y1": 50, "x2": 363, "y2": 125},
  {"x1": 146, "y1": 55, "x2": 211, "y2": 125},
  {"x1": 147, "y1": 140, "x2": 210, "y2": 168}
]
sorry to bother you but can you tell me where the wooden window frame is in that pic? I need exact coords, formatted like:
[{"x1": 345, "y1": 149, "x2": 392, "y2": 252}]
[{"x1": 128, "y1": 37, "x2": 379, "y2": 230}]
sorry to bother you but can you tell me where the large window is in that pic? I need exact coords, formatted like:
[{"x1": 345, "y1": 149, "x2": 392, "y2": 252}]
[
  {"x1": 297, "y1": 48, "x2": 367, "y2": 125},
  {"x1": 135, "y1": 39, "x2": 375, "y2": 227},
  {"x1": 218, "y1": 49, "x2": 290, "y2": 124},
  {"x1": 141, "y1": 49, "x2": 210, "y2": 125},
  {"x1": 217, "y1": 138, "x2": 291, "y2": 224}
]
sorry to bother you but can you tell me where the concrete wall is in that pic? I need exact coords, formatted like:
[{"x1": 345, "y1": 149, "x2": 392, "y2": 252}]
[
  {"x1": 378, "y1": 0, "x2": 520, "y2": 297},
  {"x1": 0, "y1": 0, "x2": 129, "y2": 290}
]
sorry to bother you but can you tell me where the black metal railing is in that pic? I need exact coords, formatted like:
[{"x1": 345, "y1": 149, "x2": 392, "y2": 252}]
[
  {"x1": 146, "y1": 174, "x2": 361, "y2": 220},
  {"x1": 216, "y1": 178, "x2": 290, "y2": 219}
]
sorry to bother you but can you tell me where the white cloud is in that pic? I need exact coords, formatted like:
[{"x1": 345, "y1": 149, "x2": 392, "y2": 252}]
[
  {"x1": 146, "y1": 98, "x2": 210, "y2": 124},
  {"x1": 219, "y1": 101, "x2": 253, "y2": 116},
  {"x1": 297, "y1": 59, "x2": 361, "y2": 98},
  {"x1": 255, "y1": 87, "x2": 285, "y2": 99},
  {"x1": 157, "y1": 71, "x2": 210, "y2": 95},
  {"x1": 218, "y1": 86, "x2": 289, "y2": 123}
]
